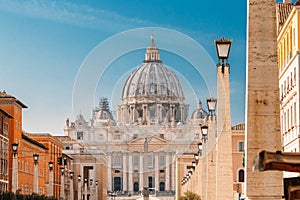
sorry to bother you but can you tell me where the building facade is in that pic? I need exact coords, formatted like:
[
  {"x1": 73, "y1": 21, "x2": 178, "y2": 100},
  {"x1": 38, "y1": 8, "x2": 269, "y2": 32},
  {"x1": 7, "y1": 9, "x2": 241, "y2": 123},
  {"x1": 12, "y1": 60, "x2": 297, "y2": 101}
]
[
  {"x1": 277, "y1": 0, "x2": 300, "y2": 178},
  {"x1": 0, "y1": 109, "x2": 12, "y2": 192},
  {"x1": 19, "y1": 133, "x2": 48, "y2": 195},
  {"x1": 63, "y1": 36, "x2": 205, "y2": 198},
  {"x1": 57, "y1": 135, "x2": 107, "y2": 200},
  {"x1": 0, "y1": 91, "x2": 27, "y2": 192},
  {"x1": 27, "y1": 133, "x2": 63, "y2": 199}
]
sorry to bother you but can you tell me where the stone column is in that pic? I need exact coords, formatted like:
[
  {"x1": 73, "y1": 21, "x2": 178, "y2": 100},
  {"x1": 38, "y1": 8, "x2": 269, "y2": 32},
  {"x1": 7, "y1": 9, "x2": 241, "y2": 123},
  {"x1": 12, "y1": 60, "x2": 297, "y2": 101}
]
[
  {"x1": 139, "y1": 153, "x2": 144, "y2": 188},
  {"x1": 165, "y1": 153, "x2": 170, "y2": 191},
  {"x1": 123, "y1": 154, "x2": 127, "y2": 192},
  {"x1": 246, "y1": 0, "x2": 283, "y2": 199},
  {"x1": 84, "y1": 181, "x2": 87, "y2": 200},
  {"x1": 61, "y1": 172, "x2": 65, "y2": 200},
  {"x1": 171, "y1": 155, "x2": 175, "y2": 191},
  {"x1": 206, "y1": 116, "x2": 217, "y2": 200},
  {"x1": 12, "y1": 153, "x2": 18, "y2": 193},
  {"x1": 215, "y1": 63, "x2": 233, "y2": 200},
  {"x1": 107, "y1": 156, "x2": 112, "y2": 192},
  {"x1": 78, "y1": 179, "x2": 82, "y2": 200},
  {"x1": 133, "y1": 106, "x2": 136, "y2": 122},
  {"x1": 34, "y1": 162, "x2": 39, "y2": 194},
  {"x1": 155, "y1": 153, "x2": 159, "y2": 191},
  {"x1": 48, "y1": 169, "x2": 53, "y2": 196},
  {"x1": 128, "y1": 154, "x2": 133, "y2": 192},
  {"x1": 69, "y1": 177, "x2": 73, "y2": 200}
]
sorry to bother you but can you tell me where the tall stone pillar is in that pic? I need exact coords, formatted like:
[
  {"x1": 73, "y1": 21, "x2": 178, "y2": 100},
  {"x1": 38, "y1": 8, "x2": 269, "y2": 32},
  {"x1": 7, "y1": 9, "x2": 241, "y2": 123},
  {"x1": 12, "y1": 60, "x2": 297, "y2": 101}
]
[
  {"x1": 215, "y1": 62, "x2": 233, "y2": 199},
  {"x1": 12, "y1": 153, "x2": 18, "y2": 193},
  {"x1": 34, "y1": 162, "x2": 39, "y2": 194},
  {"x1": 123, "y1": 154, "x2": 127, "y2": 191},
  {"x1": 139, "y1": 153, "x2": 144, "y2": 188},
  {"x1": 206, "y1": 116, "x2": 217, "y2": 200},
  {"x1": 107, "y1": 156, "x2": 112, "y2": 192},
  {"x1": 61, "y1": 172, "x2": 65, "y2": 199},
  {"x1": 171, "y1": 155, "x2": 175, "y2": 191},
  {"x1": 128, "y1": 154, "x2": 133, "y2": 192},
  {"x1": 48, "y1": 169, "x2": 53, "y2": 196},
  {"x1": 246, "y1": 0, "x2": 283, "y2": 199},
  {"x1": 155, "y1": 153, "x2": 159, "y2": 191},
  {"x1": 165, "y1": 153, "x2": 170, "y2": 191}
]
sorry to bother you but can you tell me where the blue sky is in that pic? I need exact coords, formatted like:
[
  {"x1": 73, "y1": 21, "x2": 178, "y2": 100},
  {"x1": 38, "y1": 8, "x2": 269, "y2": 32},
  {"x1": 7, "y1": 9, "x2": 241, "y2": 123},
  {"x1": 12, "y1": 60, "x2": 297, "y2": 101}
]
[{"x1": 0, "y1": 0, "x2": 247, "y2": 135}]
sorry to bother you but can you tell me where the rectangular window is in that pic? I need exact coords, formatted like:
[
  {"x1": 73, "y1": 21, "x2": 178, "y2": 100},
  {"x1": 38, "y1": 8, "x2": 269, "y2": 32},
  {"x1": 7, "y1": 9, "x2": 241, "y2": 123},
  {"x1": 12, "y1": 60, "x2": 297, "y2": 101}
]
[
  {"x1": 159, "y1": 156, "x2": 165, "y2": 166},
  {"x1": 291, "y1": 105, "x2": 293, "y2": 127},
  {"x1": 287, "y1": 109, "x2": 290, "y2": 130},
  {"x1": 238, "y1": 141, "x2": 244, "y2": 152},
  {"x1": 294, "y1": 102, "x2": 297, "y2": 127},
  {"x1": 133, "y1": 156, "x2": 139, "y2": 166},
  {"x1": 77, "y1": 132, "x2": 83, "y2": 140},
  {"x1": 147, "y1": 155, "x2": 153, "y2": 167},
  {"x1": 293, "y1": 27, "x2": 295, "y2": 47},
  {"x1": 114, "y1": 134, "x2": 121, "y2": 140}
]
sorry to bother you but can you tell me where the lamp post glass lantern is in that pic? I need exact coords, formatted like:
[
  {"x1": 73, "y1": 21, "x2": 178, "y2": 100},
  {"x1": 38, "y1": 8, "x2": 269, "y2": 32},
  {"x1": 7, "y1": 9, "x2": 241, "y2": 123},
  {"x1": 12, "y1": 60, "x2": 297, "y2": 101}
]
[
  {"x1": 12, "y1": 143, "x2": 18, "y2": 154},
  {"x1": 194, "y1": 153, "x2": 199, "y2": 161},
  {"x1": 215, "y1": 38, "x2": 232, "y2": 62},
  {"x1": 49, "y1": 161, "x2": 53, "y2": 170},
  {"x1": 61, "y1": 167, "x2": 64, "y2": 175},
  {"x1": 78, "y1": 175, "x2": 81, "y2": 182},
  {"x1": 198, "y1": 142, "x2": 203, "y2": 152},
  {"x1": 206, "y1": 98, "x2": 217, "y2": 115},
  {"x1": 70, "y1": 172, "x2": 74, "y2": 179},
  {"x1": 33, "y1": 153, "x2": 39, "y2": 162},
  {"x1": 201, "y1": 125, "x2": 208, "y2": 142}
]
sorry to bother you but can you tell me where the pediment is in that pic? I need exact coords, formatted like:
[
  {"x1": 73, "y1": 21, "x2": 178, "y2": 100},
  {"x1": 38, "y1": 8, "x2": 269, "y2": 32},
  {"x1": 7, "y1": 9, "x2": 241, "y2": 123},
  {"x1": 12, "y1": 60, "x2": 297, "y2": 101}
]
[{"x1": 128, "y1": 135, "x2": 168, "y2": 145}]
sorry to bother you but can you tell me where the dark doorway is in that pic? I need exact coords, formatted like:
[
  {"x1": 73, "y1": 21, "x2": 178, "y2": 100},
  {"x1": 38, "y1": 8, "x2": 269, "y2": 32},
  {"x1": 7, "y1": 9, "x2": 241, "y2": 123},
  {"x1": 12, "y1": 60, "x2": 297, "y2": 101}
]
[
  {"x1": 134, "y1": 182, "x2": 139, "y2": 192},
  {"x1": 159, "y1": 182, "x2": 165, "y2": 191},
  {"x1": 114, "y1": 177, "x2": 121, "y2": 191},
  {"x1": 238, "y1": 169, "x2": 244, "y2": 182},
  {"x1": 148, "y1": 176, "x2": 153, "y2": 188}
]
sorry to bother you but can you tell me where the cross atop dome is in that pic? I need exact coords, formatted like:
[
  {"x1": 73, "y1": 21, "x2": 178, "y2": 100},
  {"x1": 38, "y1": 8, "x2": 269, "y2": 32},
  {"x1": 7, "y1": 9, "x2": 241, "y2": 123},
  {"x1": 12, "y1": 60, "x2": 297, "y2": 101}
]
[{"x1": 144, "y1": 34, "x2": 162, "y2": 63}]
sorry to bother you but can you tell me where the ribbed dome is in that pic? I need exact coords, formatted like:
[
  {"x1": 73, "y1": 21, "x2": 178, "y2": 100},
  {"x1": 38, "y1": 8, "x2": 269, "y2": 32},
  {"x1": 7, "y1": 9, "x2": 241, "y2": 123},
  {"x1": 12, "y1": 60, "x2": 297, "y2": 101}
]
[{"x1": 122, "y1": 35, "x2": 185, "y2": 103}]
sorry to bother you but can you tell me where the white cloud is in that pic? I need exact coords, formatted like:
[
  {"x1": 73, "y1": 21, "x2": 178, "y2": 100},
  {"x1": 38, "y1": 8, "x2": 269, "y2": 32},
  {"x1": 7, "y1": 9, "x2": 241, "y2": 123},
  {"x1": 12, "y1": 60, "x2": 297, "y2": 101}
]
[{"x1": 0, "y1": 0, "x2": 157, "y2": 32}]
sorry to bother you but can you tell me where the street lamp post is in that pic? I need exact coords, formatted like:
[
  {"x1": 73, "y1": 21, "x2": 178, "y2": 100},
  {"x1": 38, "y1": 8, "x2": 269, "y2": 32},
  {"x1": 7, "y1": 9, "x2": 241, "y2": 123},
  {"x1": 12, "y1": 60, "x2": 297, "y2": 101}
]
[
  {"x1": 78, "y1": 175, "x2": 82, "y2": 200},
  {"x1": 60, "y1": 167, "x2": 65, "y2": 200},
  {"x1": 11, "y1": 143, "x2": 18, "y2": 193},
  {"x1": 95, "y1": 180, "x2": 98, "y2": 200},
  {"x1": 48, "y1": 161, "x2": 53, "y2": 197},
  {"x1": 214, "y1": 37, "x2": 233, "y2": 199},
  {"x1": 33, "y1": 153, "x2": 39, "y2": 194},
  {"x1": 84, "y1": 178, "x2": 87, "y2": 200},
  {"x1": 69, "y1": 172, "x2": 74, "y2": 200}
]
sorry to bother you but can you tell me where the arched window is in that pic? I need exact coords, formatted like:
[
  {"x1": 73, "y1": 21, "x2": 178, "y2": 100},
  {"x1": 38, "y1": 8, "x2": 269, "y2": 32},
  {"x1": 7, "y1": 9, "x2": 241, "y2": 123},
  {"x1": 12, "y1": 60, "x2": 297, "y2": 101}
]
[
  {"x1": 134, "y1": 182, "x2": 139, "y2": 192},
  {"x1": 159, "y1": 182, "x2": 165, "y2": 191},
  {"x1": 238, "y1": 169, "x2": 244, "y2": 182}
]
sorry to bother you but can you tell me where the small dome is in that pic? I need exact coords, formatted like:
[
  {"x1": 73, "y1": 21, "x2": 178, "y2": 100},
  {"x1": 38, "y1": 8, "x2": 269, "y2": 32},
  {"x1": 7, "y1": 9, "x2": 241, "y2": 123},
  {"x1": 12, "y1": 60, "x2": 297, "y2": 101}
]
[
  {"x1": 96, "y1": 98, "x2": 114, "y2": 120},
  {"x1": 191, "y1": 101, "x2": 208, "y2": 120}
]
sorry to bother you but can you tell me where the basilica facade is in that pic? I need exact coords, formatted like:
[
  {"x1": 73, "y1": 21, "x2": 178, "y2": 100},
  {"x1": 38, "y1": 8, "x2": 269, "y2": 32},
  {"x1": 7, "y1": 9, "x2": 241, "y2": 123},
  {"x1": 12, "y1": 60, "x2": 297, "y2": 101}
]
[{"x1": 62, "y1": 36, "x2": 207, "y2": 197}]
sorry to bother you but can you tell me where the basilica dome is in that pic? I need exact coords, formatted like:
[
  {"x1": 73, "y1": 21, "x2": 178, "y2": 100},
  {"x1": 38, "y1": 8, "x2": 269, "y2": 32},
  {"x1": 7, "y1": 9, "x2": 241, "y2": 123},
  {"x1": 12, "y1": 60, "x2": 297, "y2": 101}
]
[
  {"x1": 117, "y1": 35, "x2": 189, "y2": 126},
  {"x1": 121, "y1": 35, "x2": 185, "y2": 103}
]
